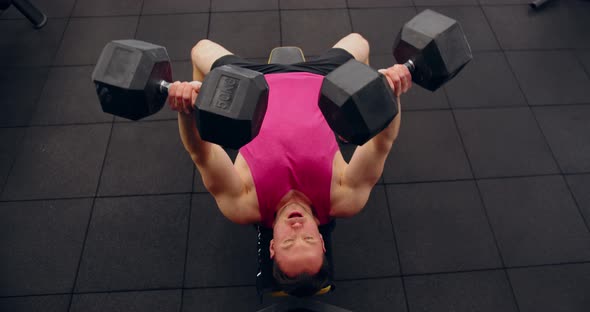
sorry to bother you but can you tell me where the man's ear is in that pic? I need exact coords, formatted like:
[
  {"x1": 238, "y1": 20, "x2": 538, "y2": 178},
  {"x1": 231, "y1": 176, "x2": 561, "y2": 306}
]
[
  {"x1": 269, "y1": 239, "x2": 275, "y2": 259},
  {"x1": 320, "y1": 234, "x2": 326, "y2": 253}
]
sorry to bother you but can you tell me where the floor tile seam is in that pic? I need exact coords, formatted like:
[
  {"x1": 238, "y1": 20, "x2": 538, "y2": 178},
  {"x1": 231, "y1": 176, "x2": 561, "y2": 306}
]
[
  {"x1": 503, "y1": 47, "x2": 590, "y2": 53},
  {"x1": 573, "y1": 51, "x2": 590, "y2": 80},
  {"x1": 0, "y1": 192, "x2": 207, "y2": 203},
  {"x1": 0, "y1": 121, "x2": 115, "y2": 129},
  {"x1": 3, "y1": 259, "x2": 589, "y2": 299},
  {"x1": 0, "y1": 0, "x2": 75, "y2": 199},
  {"x1": 440, "y1": 81, "x2": 522, "y2": 311},
  {"x1": 66, "y1": 120, "x2": 114, "y2": 312},
  {"x1": 386, "y1": 172, "x2": 590, "y2": 185},
  {"x1": 0, "y1": 287, "x2": 185, "y2": 300},
  {"x1": 1, "y1": 118, "x2": 182, "y2": 129},
  {"x1": 179, "y1": 168, "x2": 197, "y2": 312},
  {"x1": 526, "y1": 107, "x2": 567, "y2": 174},
  {"x1": 442, "y1": 83, "x2": 507, "y2": 257},
  {"x1": 382, "y1": 184, "x2": 412, "y2": 312},
  {"x1": 344, "y1": 1, "x2": 353, "y2": 33},
  {"x1": 0, "y1": 71, "x2": 57, "y2": 200},
  {"x1": 50, "y1": 7, "x2": 386, "y2": 18},
  {"x1": 525, "y1": 105, "x2": 590, "y2": 234},
  {"x1": 64, "y1": 0, "x2": 88, "y2": 309},
  {"x1": 335, "y1": 259, "x2": 590, "y2": 281},
  {"x1": 178, "y1": 0, "x2": 209, "y2": 304},
  {"x1": 449, "y1": 102, "x2": 590, "y2": 111},
  {"x1": 382, "y1": 173, "x2": 579, "y2": 186},
  {"x1": 478, "y1": 2, "x2": 581, "y2": 6},
  {"x1": 562, "y1": 169, "x2": 590, "y2": 233},
  {"x1": 278, "y1": 0, "x2": 283, "y2": 45}
]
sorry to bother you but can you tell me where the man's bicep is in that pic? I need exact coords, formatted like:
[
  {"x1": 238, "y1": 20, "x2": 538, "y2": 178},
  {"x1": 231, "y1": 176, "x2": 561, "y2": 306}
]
[
  {"x1": 193, "y1": 144, "x2": 245, "y2": 198},
  {"x1": 343, "y1": 140, "x2": 390, "y2": 189},
  {"x1": 214, "y1": 194, "x2": 258, "y2": 224}
]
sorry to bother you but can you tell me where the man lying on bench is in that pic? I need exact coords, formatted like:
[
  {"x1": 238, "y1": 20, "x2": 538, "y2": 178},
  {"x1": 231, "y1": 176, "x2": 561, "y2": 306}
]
[{"x1": 167, "y1": 33, "x2": 411, "y2": 297}]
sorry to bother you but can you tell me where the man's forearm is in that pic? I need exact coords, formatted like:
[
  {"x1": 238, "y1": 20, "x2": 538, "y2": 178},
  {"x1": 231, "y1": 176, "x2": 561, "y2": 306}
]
[
  {"x1": 177, "y1": 112, "x2": 212, "y2": 164},
  {"x1": 370, "y1": 98, "x2": 401, "y2": 152}
]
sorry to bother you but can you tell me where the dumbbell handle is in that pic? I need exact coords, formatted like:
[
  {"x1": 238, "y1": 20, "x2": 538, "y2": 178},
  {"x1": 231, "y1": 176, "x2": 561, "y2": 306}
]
[
  {"x1": 404, "y1": 60, "x2": 416, "y2": 73},
  {"x1": 159, "y1": 80, "x2": 172, "y2": 94}
]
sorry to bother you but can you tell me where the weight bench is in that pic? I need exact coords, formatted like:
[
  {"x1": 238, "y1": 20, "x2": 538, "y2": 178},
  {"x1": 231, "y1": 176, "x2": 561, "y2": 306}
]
[
  {"x1": 254, "y1": 47, "x2": 353, "y2": 312},
  {"x1": 0, "y1": 0, "x2": 47, "y2": 29}
]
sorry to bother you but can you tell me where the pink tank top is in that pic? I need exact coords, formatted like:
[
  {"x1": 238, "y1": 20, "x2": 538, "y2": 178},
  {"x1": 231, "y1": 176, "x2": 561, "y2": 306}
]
[{"x1": 239, "y1": 72, "x2": 339, "y2": 228}]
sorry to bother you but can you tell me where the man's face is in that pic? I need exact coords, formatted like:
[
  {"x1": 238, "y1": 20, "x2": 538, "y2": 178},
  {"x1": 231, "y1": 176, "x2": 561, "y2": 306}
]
[{"x1": 270, "y1": 202, "x2": 326, "y2": 277}]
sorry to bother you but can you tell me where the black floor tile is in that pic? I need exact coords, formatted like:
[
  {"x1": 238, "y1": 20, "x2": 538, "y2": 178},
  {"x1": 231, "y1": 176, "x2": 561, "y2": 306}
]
[
  {"x1": 54, "y1": 17, "x2": 138, "y2": 66},
  {"x1": 184, "y1": 193, "x2": 258, "y2": 288},
  {"x1": 70, "y1": 290, "x2": 181, "y2": 312},
  {"x1": 351, "y1": 8, "x2": 417, "y2": 55},
  {"x1": 32, "y1": 66, "x2": 112, "y2": 125},
  {"x1": 508, "y1": 263, "x2": 590, "y2": 312},
  {"x1": 444, "y1": 52, "x2": 527, "y2": 109},
  {"x1": 182, "y1": 286, "x2": 264, "y2": 312},
  {"x1": 0, "y1": 18, "x2": 67, "y2": 67},
  {"x1": 371, "y1": 54, "x2": 451, "y2": 111},
  {"x1": 142, "y1": 0, "x2": 210, "y2": 15},
  {"x1": 0, "y1": 68, "x2": 49, "y2": 127},
  {"x1": 454, "y1": 108, "x2": 559, "y2": 178},
  {"x1": 578, "y1": 50, "x2": 590, "y2": 76},
  {"x1": 209, "y1": 11, "x2": 280, "y2": 59},
  {"x1": 483, "y1": 4, "x2": 579, "y2": 50},
  {"x1": 348, "y1": 0, "x2": 413, "y2": 7},
  {"x1": 387, "y1": 181, "x2": 502, "y2": 275},
  {"x1": 75, "y1": 195, "x2": 189, "y2": 292},
  {"x1": 98, "y1": 121, "x2": 193, "y2": 196},
  {"x1": 566, "y1": 174, "x2": 590, "y2": 228},
  {"x1": 506, "y1": 51, "x2": 590, "y2": 106},
  {"x1": 0, "y1": 295, "x2": 71, "y2": 312},
  {"x1": 280, "y1": 0, "x2": 347, "y2": 9},
  {"x1": 0, "y1": 128, "x2": 25, "y2": 193},
  {"x1": 72, "y1": 0, "x2": 143, "y2": 17},
  {"x1": 281, "y1": 10, "x2": 351, "y2": 56},
  {"x1": 0, "y1": 0, "x2": 75, "y2": 18},
  {"x1": 331, "y1": 186, "x2": 400, "y2": 279},
  {"x1": 416, "y1": 6, "x2": 499, "y2": 52},
  {"x1": 478, "y1": 176, "x2": 590, "y2": 267},
  {"x1": 534, "y1": 105, "x2": 590, "y2": 173},
  {"x1": 136, "y1": 14, "x2": 209, "y2": 61},
  {"x1": 382, "y1": 110, "x2": 472, "y2": 183},
  {"x1": 404, "y1": 270, "x2": 518, "y2": 312},
  {"x1": 415, "y1": 0, "x2": 477, "y2": 8},
  {"x1": 478, "y1": 0, "x2": 529, "y2": 4},
  {"x1": 569, "y1": 2, "x2": 590, "y2": 50},
  {"x1": 171, "y1": 61, "x2": 194, "y2": 81},
  {"x1": 0, "y1": 199, "x2": 92, "y2": 296},
  {"x1": 317, "y1": 278, "x2": 408, "y2": 312},
  {"x1": 2, "y1": 124, "x2": 110, "y2": 200},
  {"x1": 211, "y1": 0, "x2": 278, "y2": 11}
]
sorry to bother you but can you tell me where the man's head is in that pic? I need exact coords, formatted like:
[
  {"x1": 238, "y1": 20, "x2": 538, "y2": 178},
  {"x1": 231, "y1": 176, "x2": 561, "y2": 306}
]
[
  {"x1": 269, "y1": 199, "x2": 330, "y2": 296},
  {"x1": 270, "y1": 200, "x2": 326, "y2": 278}
]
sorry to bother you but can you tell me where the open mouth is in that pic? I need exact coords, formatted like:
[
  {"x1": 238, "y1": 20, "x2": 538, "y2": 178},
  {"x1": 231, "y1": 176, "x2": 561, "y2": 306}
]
[{"x1": 288, "y1": 212, "x2": 303, "y2": 219}]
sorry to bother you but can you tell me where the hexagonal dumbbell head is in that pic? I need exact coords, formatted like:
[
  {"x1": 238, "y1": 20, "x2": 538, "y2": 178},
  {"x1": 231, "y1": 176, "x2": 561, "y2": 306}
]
[
  {"x1": 92, "y1": 40, "x2": 172, "y2": 120},
  {"x1": 194, "y1": 65, "x2": 269, "y2": 150},
  {"x1": 319, "y1": 59, "x2": 398, "y2": 146},
  {"x1": 393, "y1": 9, "x2": 472, "y2": 91}
]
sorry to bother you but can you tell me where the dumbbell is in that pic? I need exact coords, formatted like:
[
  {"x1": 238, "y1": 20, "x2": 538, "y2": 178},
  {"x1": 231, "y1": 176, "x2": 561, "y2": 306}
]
[
  {"x1": 92, "y1": 40, "x2": 269, "y2": 149},
  {"x1": 319, "y1": 9, "x2": 473, "y2": 145}
]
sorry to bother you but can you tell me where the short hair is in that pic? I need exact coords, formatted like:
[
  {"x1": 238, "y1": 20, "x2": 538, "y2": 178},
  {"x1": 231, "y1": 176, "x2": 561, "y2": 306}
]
[{"x1": 272, "y1": 254, "x2": 331, "y2": 297}]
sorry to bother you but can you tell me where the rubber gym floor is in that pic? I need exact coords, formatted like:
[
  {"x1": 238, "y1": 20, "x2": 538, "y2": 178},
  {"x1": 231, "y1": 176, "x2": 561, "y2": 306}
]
[{"x1": 1, "y1": 0, "x2": 590, "y2": 311}]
